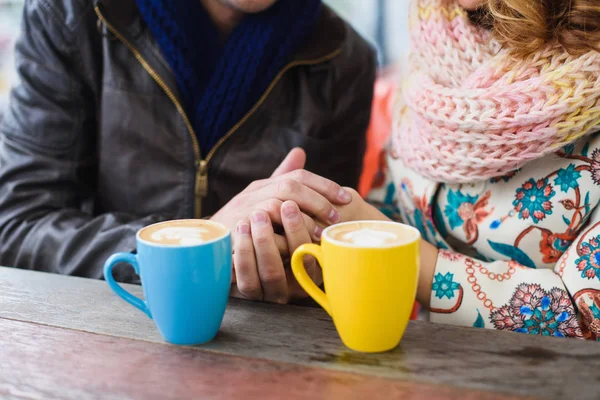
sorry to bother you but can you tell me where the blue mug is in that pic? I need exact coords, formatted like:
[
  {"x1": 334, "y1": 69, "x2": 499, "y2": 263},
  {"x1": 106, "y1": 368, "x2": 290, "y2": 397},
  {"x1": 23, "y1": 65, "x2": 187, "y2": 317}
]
[{"x1": 104, "y1": 219, "x2": 232, "y2": 345}]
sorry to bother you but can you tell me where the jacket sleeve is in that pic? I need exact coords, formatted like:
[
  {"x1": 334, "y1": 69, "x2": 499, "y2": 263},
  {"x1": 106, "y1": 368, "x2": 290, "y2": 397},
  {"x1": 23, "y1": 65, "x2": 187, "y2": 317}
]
[
  {"x1": 429, "y1": 208, "x2": 600, "y2": 339},
  {"x1": 0, "y1": 1, "x2": 168, "y2": 280}
]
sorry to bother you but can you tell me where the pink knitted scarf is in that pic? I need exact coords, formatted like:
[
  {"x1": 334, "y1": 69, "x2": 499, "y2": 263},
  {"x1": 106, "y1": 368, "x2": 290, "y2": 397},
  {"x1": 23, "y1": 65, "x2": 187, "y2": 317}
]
[{"x1": 393, "y1": 0, "x2": 600, "y2": 183}]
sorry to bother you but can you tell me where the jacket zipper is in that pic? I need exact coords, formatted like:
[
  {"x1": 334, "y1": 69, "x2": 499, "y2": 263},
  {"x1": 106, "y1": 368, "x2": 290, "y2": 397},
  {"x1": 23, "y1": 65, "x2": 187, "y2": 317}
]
[{"x1": 95, "y1": 5, "x2": 341, "y2": 218}]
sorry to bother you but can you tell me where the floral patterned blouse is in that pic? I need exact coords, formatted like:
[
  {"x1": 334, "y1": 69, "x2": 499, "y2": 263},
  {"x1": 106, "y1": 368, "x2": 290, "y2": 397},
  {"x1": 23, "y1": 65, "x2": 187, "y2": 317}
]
[{"x1": 370, "y1": 132, "x2": 600, "y2": 340}]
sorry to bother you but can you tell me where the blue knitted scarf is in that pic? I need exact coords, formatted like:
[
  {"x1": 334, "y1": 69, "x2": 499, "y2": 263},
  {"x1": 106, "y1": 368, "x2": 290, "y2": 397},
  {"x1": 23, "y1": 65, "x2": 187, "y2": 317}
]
[{"x1": 136, "y1": 0, "x2": 322, "y2": 156}]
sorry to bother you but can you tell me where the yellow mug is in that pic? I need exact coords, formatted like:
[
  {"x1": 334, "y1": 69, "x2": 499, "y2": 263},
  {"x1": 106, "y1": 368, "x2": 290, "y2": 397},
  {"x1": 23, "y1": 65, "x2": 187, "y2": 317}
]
[{"x1": 292, "y1": 221, "x2": 420, "y2": 353}]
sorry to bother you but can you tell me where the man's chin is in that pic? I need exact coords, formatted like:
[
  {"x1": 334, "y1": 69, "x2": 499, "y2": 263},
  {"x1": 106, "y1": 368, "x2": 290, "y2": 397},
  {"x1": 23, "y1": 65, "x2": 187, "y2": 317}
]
[{"x1": 218, "y1": 0, "x2": 279, "y2": 13}]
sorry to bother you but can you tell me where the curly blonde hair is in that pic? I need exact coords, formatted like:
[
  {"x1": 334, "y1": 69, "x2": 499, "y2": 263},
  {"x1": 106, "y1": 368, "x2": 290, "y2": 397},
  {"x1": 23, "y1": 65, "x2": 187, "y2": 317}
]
[{"x1": 482, "y1": 0, "x2": 600, "y2": 57}]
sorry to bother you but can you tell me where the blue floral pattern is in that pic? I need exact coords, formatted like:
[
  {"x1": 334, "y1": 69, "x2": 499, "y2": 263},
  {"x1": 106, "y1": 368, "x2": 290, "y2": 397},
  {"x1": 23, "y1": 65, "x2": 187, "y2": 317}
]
[
  {"x1": 513, "y1": 178, "x2": 556, "y2": 223},
  {"x1": 516, "y1": 296, "x2": 570, "y2": 337},
  {"x1": 443, "y1": 190, "x2": 492, "y2": 244},
  {"x1": 445, "y1": 190, "x2": 478, "y2": 229},
  {"x1": 576, "y1": 236, "x2": 600, "y2": 281},
  {"x1": 491, "y1": 284, "x2": 582, "y2": 338},
  {"x1": 432, "y1": 272, "x2": 460, "y2": 299},
  {"x1": 554, "y1": 164, "x2": 581, "y2": 192}
]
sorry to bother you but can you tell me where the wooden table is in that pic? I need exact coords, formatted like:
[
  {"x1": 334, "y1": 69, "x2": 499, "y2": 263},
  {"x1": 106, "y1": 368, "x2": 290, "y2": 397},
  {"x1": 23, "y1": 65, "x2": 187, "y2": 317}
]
[{"x1": 0, "y1": 267, "x2": 598, "y2": 400}]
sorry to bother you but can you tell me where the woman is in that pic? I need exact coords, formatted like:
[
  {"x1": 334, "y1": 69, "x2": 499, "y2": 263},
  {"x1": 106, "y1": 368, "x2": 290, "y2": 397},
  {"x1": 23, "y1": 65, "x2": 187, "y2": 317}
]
[{"x1": 239, "y1": 0, "x2": 600, "y2": 339}]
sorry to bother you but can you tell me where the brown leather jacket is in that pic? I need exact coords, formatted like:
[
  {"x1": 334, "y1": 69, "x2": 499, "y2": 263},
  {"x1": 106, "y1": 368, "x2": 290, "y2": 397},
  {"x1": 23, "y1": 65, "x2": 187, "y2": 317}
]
[{"x1": 0, "y1": 0, "x2": 376, "y2": 280}]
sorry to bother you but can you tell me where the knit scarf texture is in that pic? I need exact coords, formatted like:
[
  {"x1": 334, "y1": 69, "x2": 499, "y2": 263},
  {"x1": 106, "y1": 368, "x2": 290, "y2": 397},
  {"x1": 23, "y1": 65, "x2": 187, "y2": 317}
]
[
  {"x1": 393, "y1": 0, "x2": 600, "y2": 183},
  {"x1": 136, "y1": 0, "x2": 322, "y2": 157}
]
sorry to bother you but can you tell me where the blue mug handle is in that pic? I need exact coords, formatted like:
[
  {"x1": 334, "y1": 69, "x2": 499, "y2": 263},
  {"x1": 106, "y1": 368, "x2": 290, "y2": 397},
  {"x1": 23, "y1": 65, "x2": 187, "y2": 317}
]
[{"x1": 104, "y1": 253, "x2": 152, "y2": 318}]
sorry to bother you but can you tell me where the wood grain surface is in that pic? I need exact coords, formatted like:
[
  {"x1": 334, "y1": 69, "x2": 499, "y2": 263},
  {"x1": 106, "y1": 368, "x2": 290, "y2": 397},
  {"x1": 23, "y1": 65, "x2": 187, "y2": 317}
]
[
  {"x1": 1, "y1": 267, "x2": 598, "y2": 399},
  {"x1": 0, "y1": 318, "x2": 530, "y2": 400}
]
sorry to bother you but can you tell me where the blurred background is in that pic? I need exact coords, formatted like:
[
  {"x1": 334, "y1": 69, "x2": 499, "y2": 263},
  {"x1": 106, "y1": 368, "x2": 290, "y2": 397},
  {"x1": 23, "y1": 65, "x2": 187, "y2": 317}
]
[
  {"x1": 0, "y1": 0, "x2": 22, "y2": 119},
  {"x1": 0, "y1": 0, "x2": 410, "y2": 120}
]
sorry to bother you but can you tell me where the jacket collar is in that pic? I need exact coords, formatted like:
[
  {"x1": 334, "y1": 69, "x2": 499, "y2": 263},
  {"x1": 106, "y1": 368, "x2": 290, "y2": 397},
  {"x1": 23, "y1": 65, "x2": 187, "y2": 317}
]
[
  {"x1": 95, "y1": 0, "x2": 137, "y2": 27},
  {"x1": 292, "y1": 5, "x2": 346, "y2": 61},
  {"x1": 95, "y1": 0, "x2": 345, "y2": 61}
]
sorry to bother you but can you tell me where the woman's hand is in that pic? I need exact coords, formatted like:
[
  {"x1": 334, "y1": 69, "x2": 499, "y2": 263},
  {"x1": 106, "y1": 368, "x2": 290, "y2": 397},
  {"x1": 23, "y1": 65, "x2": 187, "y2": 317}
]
[{"x1": 337, "y1": 188, "x2": 389, "y2": 222}]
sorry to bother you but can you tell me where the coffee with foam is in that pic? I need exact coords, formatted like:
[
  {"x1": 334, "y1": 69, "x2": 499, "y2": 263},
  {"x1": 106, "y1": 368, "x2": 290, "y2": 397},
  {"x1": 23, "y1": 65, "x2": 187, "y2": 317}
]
[
  {"x1": 326, "y1": 222, "x2": 416, "y2": 247},
  {"x1": 139, "y1": 220, "x2": 227, "y2": 246}
]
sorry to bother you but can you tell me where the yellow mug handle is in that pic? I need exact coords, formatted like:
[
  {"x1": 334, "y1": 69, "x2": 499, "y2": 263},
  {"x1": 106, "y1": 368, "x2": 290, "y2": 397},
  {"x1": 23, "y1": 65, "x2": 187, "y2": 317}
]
[{"x1": 291, "y1": 243, "x2": 331, "y2": 316}]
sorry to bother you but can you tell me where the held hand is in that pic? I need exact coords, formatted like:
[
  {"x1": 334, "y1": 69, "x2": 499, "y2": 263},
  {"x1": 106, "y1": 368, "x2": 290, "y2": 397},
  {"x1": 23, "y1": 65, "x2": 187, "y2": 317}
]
[
  {"x1": 224, "y1": 148, "x2": 333, "y2": 303},
  {"x1": 230, "y1": 201, "x2": 321, "y2": 303},
  {"x1": 336, "y1": 187, "x2": 388, "y2": 223},
  {"x1": 280, "y1": 201, "x2": 322, "y2": 300},
  {"x1": 230, "y1": 188, "x2": 374, "y2": 304},
  {"x1": 230, "y1": 211, "x2": 286, "y2": 303},
  {"x1": 211, "y1": 148, "x2": 352, "y2": 236}
]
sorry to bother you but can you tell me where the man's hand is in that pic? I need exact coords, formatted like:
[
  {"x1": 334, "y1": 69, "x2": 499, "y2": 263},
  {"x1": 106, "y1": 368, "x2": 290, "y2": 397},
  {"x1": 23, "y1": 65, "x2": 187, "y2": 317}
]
[
  {"x1": 216, "y1": 148, "x2": 348, "y2": 302},
  {"x1": 270, "y1": 147, "x2": 307, "y2": 177},
  {"x1": 211, "y1": 148, "x2": 351, "y2": 247}
]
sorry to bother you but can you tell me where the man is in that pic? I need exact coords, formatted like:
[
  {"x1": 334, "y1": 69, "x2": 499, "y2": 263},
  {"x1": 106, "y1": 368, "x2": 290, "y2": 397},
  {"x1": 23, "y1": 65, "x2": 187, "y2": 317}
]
[{"x1": 0, "y1": 0, "x2": 375, "y2": 303}]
